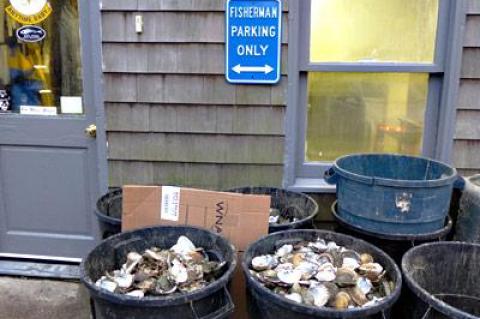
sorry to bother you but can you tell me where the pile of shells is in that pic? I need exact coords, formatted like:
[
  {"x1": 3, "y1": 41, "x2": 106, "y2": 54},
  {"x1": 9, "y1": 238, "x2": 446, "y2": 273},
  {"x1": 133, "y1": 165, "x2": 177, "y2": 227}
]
[
  {"x1": 95, "y1": 236, "x2": 226, "y2": 298},
  {"x1": 249, "y1": 239, "x2": 395, "y2": 309},
  {"x1": 269, "y1": 207, "x2": 300, "y2": 225}
]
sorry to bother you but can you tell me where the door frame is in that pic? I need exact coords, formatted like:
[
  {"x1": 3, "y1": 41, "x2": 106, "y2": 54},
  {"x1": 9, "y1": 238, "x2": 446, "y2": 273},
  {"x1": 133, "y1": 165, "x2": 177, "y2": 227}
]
[{"x1": 80, "y1": 0, "x2": 108, "y2": 199}]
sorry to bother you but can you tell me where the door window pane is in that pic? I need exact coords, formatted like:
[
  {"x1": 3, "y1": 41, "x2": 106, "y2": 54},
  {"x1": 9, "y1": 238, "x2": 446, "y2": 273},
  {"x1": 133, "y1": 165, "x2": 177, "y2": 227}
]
[
  {"x1": 0, "y1": 0, "x2": 83, "y2": 115},
  {"x1": 306, "y1": 72, "x2": 429, "y2": 162},
  {"x1": 310, "y1": 0, "x2": 439, "y2": 63}
]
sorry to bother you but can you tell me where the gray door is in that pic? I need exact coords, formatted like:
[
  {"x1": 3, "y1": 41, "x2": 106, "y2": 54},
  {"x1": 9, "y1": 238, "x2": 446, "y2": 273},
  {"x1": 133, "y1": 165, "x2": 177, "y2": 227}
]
[{"x1": 0, "y1": 0, "x2": 106, "y2": 260}]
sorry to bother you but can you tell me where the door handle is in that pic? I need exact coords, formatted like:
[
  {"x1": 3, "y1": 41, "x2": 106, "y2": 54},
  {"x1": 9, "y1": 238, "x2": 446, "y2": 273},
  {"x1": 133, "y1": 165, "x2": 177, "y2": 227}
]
[{"x1": 85, "y1": 124, "x2": 97, "y2": 138}]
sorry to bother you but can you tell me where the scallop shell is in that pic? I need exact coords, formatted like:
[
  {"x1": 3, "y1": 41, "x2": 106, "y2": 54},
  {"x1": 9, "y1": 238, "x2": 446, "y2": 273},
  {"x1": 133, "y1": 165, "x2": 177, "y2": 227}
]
[
  {"x1": 326, "y1": 241, "x2": 340, "y2": 252},
  {"x1": 285, "y1": 292, "x2": 303, "y2": 303},
  {"x1": 144, "y1": 249, "x2": 166, "y2": 262},
  {"x1": 335, "y1": 267, "x2": 358, "y2": 287},
  {"x1": 276, "y1": 245, "x2": 294, "y2": 258},
  {"x1": 334, "y1": 291, "x2": 351, "y2": 309},
  {"x1": 308, "y1": 239, "x2": 328, "y2": 252},
  {"x1": 114, "y1": 273, "x2": 135, "y2": 289},
  {"x1": 277, "y1": 268, "x2": 302, "y2": 284},
  {"x1": 358, "y1": 263, "x2": 384, "y2": 282},
  {"x1": 251, "y1": 255, "x2": 278, "y2": 271},
  {"x1": 124, "y1": 252, "x2": 143, "y2": 273},
  {"x1": 360, "y1": 253, "x2": 374, "y2": 265},
  {"x1": 125, "y1": 290, "x2": 145, "y2": 298},
  {"x1": 269, "y1": 215, "x2": 280, "y2": 223},
  {"x1": 357, "y1": 277, "x2": 373, "y2": 295},
  {"x1": 341, "y1": 250, "x2": 361, "y2": 270},
  {"x1": 95, "y1": 276, "x2": 118, "y2": 293},
  {"x1": 295, "y1": 261, "x2": 318, "y2": 280},
  {"x1": 315, "y1": 263, "x2": 336, "y2": 282},
  {"x1": 309, "y1": 284, "x2": 330, "y2": 307},
  {"x1": 348, "y1": 286, "x2": 369, "y2": 306},
  {"x1": 169, "y1": 259, "x2": 188, "y2": 284},
  {"x1": 170, "y1": 236, "x2": 196, "y2": 255}
]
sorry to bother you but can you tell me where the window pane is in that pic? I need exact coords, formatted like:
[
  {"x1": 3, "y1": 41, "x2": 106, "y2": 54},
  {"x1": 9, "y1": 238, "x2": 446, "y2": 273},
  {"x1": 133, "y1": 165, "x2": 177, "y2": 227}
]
[
  {"x1": 310, "y1": 0, "x2": 439, "y2": 63},
  {"x1": 0, "y1": 0, "x2": 83, "y2": 115},
  {"x1": 306, "y1": 73, "x2": 429, "y2": 162}
]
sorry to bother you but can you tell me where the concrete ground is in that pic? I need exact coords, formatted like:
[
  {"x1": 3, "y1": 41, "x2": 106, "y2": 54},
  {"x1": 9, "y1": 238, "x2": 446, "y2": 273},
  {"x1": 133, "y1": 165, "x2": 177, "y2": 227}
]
[{"x1": 0, "y1": 277, "x2": 91, "y2": 319}]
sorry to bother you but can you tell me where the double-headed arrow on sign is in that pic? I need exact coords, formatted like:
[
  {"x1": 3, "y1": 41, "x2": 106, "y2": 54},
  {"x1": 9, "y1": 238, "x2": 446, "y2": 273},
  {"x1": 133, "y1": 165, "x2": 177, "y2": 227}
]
[{"x1": 232, "y1": 64, "x2": 274, "y2": 74}]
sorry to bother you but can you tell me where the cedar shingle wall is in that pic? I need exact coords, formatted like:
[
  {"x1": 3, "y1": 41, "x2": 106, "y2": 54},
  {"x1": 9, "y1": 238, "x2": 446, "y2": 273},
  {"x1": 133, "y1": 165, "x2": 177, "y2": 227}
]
[
  {"x1": 102, "y1": 0, "x2": 479, "y2": 188},
  {"x1": 101, "y1": 0, "x2": 288, "y2": 189},
  {"x1": 455, "y1": 0, "x2": 480, "y2": 176}
]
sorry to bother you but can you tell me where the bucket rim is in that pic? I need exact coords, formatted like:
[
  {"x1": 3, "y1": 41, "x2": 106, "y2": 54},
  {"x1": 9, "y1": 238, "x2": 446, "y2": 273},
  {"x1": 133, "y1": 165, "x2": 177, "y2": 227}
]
[
  {"x1": 80, "y1": 225, "x2": 237, "y2": 307},
  {"x1": 467, "y1": 174, "x2": 480, "y2": 187},
  {"x1": 268, "y1": 192, "x2": 319, "y2": 230},
  {"x1": 333, "y1": 153, "x2": 458, "y2": 187},
  {"x1": 402, "y1": 242, "x2": 480, "y2": 319},
  {"x1": 331, "y1": 201, "x2": 453, "y2": 241},
  {"x1": 242, "y1": 229, "x2": 402, "y2": 318},
  {"x1": 94, "y1": 209, "x2": 121, "y2": 225},
  {"x1": 95, "y1": 188, "x2": 122, "y2": 224},
  {"x1": 225, "y1": 186, "x2": 319, "y2": 230}
]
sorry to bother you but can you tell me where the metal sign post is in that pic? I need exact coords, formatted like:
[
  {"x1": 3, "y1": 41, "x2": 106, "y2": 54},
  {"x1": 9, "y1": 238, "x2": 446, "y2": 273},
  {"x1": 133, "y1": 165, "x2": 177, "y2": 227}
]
[{"x1": 225, "y1": 0, "x2": 282, "y2": 84}]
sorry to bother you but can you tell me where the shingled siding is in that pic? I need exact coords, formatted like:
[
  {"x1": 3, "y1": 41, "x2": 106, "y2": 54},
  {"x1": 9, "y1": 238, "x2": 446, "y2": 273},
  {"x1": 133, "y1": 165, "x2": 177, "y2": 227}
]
[
  {"x1": 454, "y1": 1, "x2": 480, "y2": 176},
  {"x1": 101, "y1": 0, "x2": 288, "y2": 190}
]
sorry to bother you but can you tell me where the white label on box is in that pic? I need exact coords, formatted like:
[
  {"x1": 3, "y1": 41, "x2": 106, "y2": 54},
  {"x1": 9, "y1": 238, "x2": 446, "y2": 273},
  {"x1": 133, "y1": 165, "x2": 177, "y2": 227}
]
[
  {"x1": 161, "y1": 186, "x2": 180, "y2": 221},
  {"x1": 20, "y1": 105, "x2": 57, "y2": 116},
  {"x1": 60, "y1": 96, "x2": 83, "y2": 114}
]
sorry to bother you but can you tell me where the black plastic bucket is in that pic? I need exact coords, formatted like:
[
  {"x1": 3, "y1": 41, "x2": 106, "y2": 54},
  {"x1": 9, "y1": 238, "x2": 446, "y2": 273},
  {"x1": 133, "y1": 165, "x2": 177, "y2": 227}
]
[
  {"x1": 402, "y1": 242, "x2": 480, "y2": 319},
  {"x1": 80, "y1": 226, "x2": 237, "y2": 319},
  {"x1": 331, "y1": 202, "x2": 453, "y2": 265},
  {"x1": 242, "y1": 229, "x2": 402, "y2": 319},
  {"x1": 455, "y1": 175, "x2": 480, "y2": 243},
  {"x1": 325, "y1": 154, "x2": 458, "y2": 235},
  {"x1": 95, "y1": 189, "x2": 122, "y2": 239},
  {"x1": 226, "y1": 187, "x2": 319, "y2": 233}
]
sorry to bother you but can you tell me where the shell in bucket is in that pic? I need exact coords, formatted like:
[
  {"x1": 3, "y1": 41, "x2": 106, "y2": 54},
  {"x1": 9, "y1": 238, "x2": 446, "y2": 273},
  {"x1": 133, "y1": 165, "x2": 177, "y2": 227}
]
[
  {"x1": 225, "y1": 187, "x2": 319, "y2": 233},
  {"x1": 80, "y1": 226, "x2": 237, "y2": 319},
  {"x1": 242, "y1": 229, "x2": 402, "y2": 319}
]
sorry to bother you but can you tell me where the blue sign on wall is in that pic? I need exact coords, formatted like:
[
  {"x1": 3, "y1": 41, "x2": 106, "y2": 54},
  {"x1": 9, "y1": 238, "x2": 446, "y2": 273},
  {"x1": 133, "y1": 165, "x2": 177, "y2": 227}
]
[{"x1": 226, "y1": 0, "x2": 282, "y2": 84}]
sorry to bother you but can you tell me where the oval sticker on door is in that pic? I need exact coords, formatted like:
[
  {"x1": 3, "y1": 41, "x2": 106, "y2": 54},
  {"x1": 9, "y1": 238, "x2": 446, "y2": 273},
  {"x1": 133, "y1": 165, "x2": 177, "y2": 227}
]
[{"x1": 16, "y1": 25, "x2": 47, "y2": 43}]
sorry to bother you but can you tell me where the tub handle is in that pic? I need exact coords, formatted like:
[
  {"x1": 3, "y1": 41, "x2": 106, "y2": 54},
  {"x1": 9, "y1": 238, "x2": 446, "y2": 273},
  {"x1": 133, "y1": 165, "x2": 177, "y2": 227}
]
[
  {"x1": 190, "y1": 286, "x2": 234, "y2": 319},
  {"x1": 324, "y1": 167, "x2": 338, "y2": 185},
  {"x1": 395, "y1": 192, "x2": 413, "y2": 214}
]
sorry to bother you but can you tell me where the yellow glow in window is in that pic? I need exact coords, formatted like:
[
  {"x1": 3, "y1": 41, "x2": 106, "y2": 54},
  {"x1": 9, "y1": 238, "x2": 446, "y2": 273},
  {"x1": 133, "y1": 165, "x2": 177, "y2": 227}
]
[
  {"x1": 310, "y1": 0, "x2": 439, "y2": 63},
  {"x1": 306, "y1": 72, "x2": 429, "y2": 162}
]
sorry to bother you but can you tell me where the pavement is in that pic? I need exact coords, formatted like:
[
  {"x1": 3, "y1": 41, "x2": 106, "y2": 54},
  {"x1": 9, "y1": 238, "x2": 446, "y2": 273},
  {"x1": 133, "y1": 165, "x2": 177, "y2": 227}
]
[{"x1": 0, "y1": 277, "x2": 91, "y2": 319}]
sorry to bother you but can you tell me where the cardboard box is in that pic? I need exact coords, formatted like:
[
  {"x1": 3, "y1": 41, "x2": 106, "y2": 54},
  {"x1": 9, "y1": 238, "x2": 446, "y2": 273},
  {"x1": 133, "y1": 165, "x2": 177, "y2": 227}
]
[
  {"x1": 122, "y1": 185, "x2": 270, "y2": 252},
  {"x1": 122, "y1": 185, "x2": 270, "y2": 318}
]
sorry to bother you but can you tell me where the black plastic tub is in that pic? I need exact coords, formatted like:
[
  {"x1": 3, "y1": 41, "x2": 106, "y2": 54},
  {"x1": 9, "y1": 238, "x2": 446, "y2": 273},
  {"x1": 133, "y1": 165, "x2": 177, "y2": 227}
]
[
  {"x1": 80, "y1": 226, "x2": 237, "y2": 319},
  {"x1": 331, "y1": 202, "x2": 453, "y2": 265},
  {"x1": 226, "y1": 187, "x2": 319, "y2": 233},
  {"x1": 242, "y1": 229, "x2": 402, "y2": 319},
  {"x1": 95, "y1": 188, "x2": 122, "y2": 239},
  {"x1": 402, "y1": 242, "x2": 480, "y2": 319}
]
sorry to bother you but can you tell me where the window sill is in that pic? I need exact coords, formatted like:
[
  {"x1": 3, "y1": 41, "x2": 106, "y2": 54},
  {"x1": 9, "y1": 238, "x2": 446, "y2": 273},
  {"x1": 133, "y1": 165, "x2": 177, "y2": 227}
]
[{"x1": 286, "y1": 178, "x2": 336, "y2": 193}]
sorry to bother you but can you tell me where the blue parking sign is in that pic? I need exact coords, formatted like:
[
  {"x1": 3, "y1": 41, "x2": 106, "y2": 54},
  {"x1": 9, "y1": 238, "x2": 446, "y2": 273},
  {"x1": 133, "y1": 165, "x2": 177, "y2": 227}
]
[{"x1": 226, "y1": 0, "x2": 282, "y2": 84}]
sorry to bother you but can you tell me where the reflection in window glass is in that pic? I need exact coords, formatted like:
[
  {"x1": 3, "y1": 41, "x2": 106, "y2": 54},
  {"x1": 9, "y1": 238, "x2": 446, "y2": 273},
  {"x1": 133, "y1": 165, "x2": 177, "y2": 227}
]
[
  {"x1": 306, "y1": 73, "x2": 429, "y2": 162},
  {"x1": 310, "y1": 0, "x2": 439, "y2": 63},
  {"x1": 0, "y1": 0, "x2": 83, "y2": 114}
]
